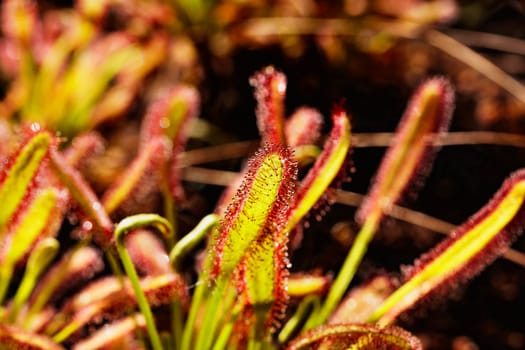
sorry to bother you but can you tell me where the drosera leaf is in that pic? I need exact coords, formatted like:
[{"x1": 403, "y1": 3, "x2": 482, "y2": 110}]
[
  {"x1": 285, "y1": 107, "x2": 352, "y2": 232},
  {"x1": 0, "y1": 131, "x2": 51, "y2": 231},
  {"x1": 26, "y1": 245, "x2": 104, "y2": 325},
  {"x1": 58, "y1": 35, "x2": 142, "y2": 137},
  {"x1": 71, "y1": 313, "x2": 146, "y2": 350},
  {"x1": 329, "y1": 275, "x2": 395, "y2": 325},
  {"x1": 62, "y1": 132, "x2": 105, "y2": 168},
  {"x1": 250, "y1": 65, "x2": 287, "y2": 145},
  {"x1": 368, "y1": 169, "x2": 525, "y2": 326},
  {"x1": 52, "y1": 274, "x2": 180, "y2": 344},
  {"x1": 288, "y1": 273, "x2": 331, "y2": 298},
  {"x1": 356, "y1": 77, "x2": 454, "y2": 224},
  {"x1": 285, "y1": 107, "x2": 324, "y2": 148},
  {"x1": 313, "y1": 77, "x2": 454, "y2": 326},
  {"x1": 140, "y1": 84, "x2": 200, "y2": 150},
  {"x1": 139, "y1": 83, "x2": 200, "y2": 222},
  {"x1": 91, "y1": 34, "x2": 170, "y2": 128},
  {"x1": 1, "y1": 0, "x2": 37, "y2": 45},
  {"x1": 1, "y1": 188, "x2": 57, "y2": 267},
  {"x1": 206, "y1": 144, "x2": 297, "y2": 281},
  {"x1": 286, "y1": 323, "x2": 422, "y2": 350},
  {"x1": 101, "y1": 137, "x2": 171, "y2": 218},
  {"x1": 48, "y1": 148, "x2": 113, "y2": 245},
  {"x1": 8, "y1": 237, "x2": 59, "y2": 324},
  {"x1": 186, "y1": 145, "x2": 297, "y2": 350},
  {"x1": 237, "y1": 224, "x2": 290, "y2": 342},
  {"x1": 0, "y1": 324, "x2": 65, "y2": 350},
  {"x1": 0, "y1": 188, "x2": 58, "y2": 304}
]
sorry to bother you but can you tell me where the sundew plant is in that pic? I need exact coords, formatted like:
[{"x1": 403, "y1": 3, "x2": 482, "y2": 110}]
[{"x1": 1, "y1": 0, "x2": 525, "y2": 349}]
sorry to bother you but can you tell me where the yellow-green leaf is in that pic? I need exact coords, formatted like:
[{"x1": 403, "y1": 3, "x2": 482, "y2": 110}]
[
  {"x1": 0, "y1": 132, "x2": 51, "y2": 230},
  {"x1": 286, "y1": 108, "x2": 351, "y2": 231},
  {"x1": 369, "y1": 169, "x2": 525, "y2": 325},
  {"x1": 2, "y1": 188, "x2": 57, "y2": 267},
  {"x1": 207, "y1": 145, "x2": 297, "y2": 281}
]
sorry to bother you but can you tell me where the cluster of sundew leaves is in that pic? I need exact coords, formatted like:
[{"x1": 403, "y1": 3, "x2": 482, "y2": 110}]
[
  {"x1": 0, "y1": 127, "x2": 184, "y2": 349},
  {"x1": 1, "y1": 47, "x2": 525, "y2": 350},
  {"x1": 0, "y1": 0, "x2": 196, "y2": 138}
]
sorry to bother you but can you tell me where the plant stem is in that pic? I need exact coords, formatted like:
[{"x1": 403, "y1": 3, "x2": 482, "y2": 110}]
[
  {"x1": 211, "y1": 302, "x2": 242, "y2": 350},
  {"x1": 278, "y1": 295, "x2": 320, "y2": 344},
  {"x1": 195, "y1": 278, "x2": 231, "y2": 350},
  {"x1": 312, "y1": 212, "x2": 380, "y2": 326},
  {"x1": 171, "y1": 300, "x2": 184, "y2": 350},
  {"x1": 181, "y1": 278, "x2": 206, "y2": 350},
  {"x1": 114, "y1": 214, "x2": 174, "y2": 350}
]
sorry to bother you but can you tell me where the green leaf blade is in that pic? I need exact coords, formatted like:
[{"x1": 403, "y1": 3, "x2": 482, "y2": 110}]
[
  {"x1": 207, "y1": 145, "x2": 297, "y2": 281},
  {"x1": 0, "y1": 131, "x2": 51, "y2": 229},
  {"x1": 286, "y1": 108, "x2": 351, "y2": 231},
  {"x1": 369, "y1": 169, "x2": 525, "y2": 325}
]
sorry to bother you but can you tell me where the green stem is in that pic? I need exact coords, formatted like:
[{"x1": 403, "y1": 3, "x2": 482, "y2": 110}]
[
  {"x1": 171, "y1": 300, "x2": 184, "y2": 350},
  {"x1": 181, "y1": 278, "x2": 206, "y2": 350},
  {"x1": 53, "y1": 321, "x2": 82, "y2": 343},
  {"x1": 312, "y1": 214, "x2": 380, "y2": 326},
  {"x1": 211, "y1": 302, "x2": 243, "y2": 350},
  {"x1": 169, "y1": 214, "x2": 219, "y2": 271},
  {"x1": 278, "y1": 295, "x2": 320, "y2": 344},
  {"x1": 115, "y1": 214, "x2": 174, "y2": 350},
  {"x1": 195, "y1": 278, "x2": 230, "y2": 350},
  {"x1": 161, "y1": 178, "x2": 177, "y2": 246}
]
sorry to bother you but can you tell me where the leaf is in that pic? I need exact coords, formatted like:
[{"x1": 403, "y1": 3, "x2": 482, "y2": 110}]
[
  {"x1": 0, "y1": 131, "x2": 51, "y2": 230},
  {"x1": 1, "y1": 0, "x2": 37, "y2": 45},
  {"x1": 52, "y1": 274, "x2": 181, "y2": 343},
  {"x1": 140, "y1": 84, "x2": 200, "y2": 202},
  {"x1": 288, "y1": 273, "x2": 331, "y2": 298},
  {"x1": 49, "y1": 149, "x2": 113, "y2": 244},
  {"x1": 329, "y1": 275, "x2": 395, "y2": 324},
  {"x1": 356, "y1": 77, "x2": 454, "y2": 224},
  {"x1": 286, "y1": 323, "x2": 422, "y2": 350},
  {"x1": 28, "y1": 246, "x2": 104, "y2": 317},
  {"x1": 101, "y1": 137, "x2": 171, "y2": 218},
  {"x1": 0, "y1": 324, "x2": 65, "y2": 350},
  {"x1": 238, "y1": 225, "x2": 289, "y2": 336},
  {"x1": 1, "y1": 187, "x2": 57, "y2": 267},
  {"x1": 57, "y1": 33, "x2": 141, "y2": 136},
  {"x1": 286, "y1": 108, "x2": 352, "y2": 231},
  {"x1": 285, "y1": 107, "x2": 324, "y2": 148},
  {"x1": 207, "y1": 144, "x2": 297, "y2": 281},
  {"x1": 71, "y1": 313, "x2": 146, "y2": 350},
  {"x1": 369, "y1": 169, "x2": 525, "y2": 325}
]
